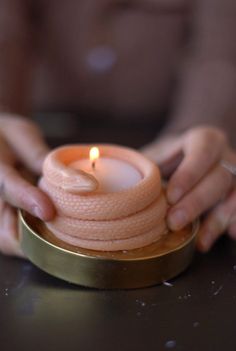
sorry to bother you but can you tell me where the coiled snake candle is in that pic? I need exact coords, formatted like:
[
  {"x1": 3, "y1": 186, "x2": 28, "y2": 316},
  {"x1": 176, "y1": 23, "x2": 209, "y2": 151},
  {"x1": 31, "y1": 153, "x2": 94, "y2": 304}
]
[{"x1": 39, "y1": 145, "x2": 168, "y2": 251}]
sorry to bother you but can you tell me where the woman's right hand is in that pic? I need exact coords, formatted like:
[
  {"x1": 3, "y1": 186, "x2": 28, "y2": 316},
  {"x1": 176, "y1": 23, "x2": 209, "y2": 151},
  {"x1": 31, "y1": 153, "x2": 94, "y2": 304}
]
[{"x1": 0, "y1": 114, "x2": 55, "y2": 257}]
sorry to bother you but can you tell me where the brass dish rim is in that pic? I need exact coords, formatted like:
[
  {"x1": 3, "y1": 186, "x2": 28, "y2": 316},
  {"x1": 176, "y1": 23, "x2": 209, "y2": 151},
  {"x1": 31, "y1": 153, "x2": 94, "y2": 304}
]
[
  {"x1": 19, "y1": 210, "x2": 199, "y2": 289},
  {"x1": 19, "y1": 210, "x2": 199, "y2": 261}
]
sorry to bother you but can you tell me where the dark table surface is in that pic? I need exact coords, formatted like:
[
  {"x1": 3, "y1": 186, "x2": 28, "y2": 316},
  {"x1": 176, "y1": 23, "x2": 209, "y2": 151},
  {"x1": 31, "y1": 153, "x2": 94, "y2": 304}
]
[{"x1": 1, "y1": 122, "x2": 236, "y2": 351}]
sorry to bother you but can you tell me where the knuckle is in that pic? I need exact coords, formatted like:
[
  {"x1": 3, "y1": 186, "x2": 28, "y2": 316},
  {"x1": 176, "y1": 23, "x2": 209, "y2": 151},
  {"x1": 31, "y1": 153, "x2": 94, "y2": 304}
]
[
  {"x1": 206, "y1": 130, "x2": 226, "y2": 147},
  {"x1": 0, "y1": 115, "x2": 38, "y2": 133},
  {"x1": 0, "y1": 234, "x2": 16, "y2": 256},
  {"x1": 209, "y1": 129, "x2": 227, "y2": 147},
  {"x1": 15, "y1": 118, "x2": 39, "y2": 134},
  {"x1": 187, "y1": 126, "x2": 227, "y2": 145},
  {"x1": 211, "y1": 210, "x2": 229, "y2": 232},
  {"x1": 15, "y1": 188, "x2": 34, "y2": 210},
  {"x1": 0, "y1": 181, "x2": 5, "y2": 197},
  {"x1": 0, "y1": 117, "x2": 40, "y2": 140},
  {"x1": 0, "y1": 169, "x2": 35, "y2": 210},
  {"x1": 219, "y1": 166, "x2": 233, "y2": 191},
  {"x1": 1, "y1": 166, "x2": 15, "y2": 179},
  {"x1": 176, "y1": 169, "x2": 197, "y2": 190},
  {"x1": 0, "y1": 169, "x2": 14, "y2": 198},
  {"x1": 187, "y1": 193, "x2": 205, "y2": 219}
]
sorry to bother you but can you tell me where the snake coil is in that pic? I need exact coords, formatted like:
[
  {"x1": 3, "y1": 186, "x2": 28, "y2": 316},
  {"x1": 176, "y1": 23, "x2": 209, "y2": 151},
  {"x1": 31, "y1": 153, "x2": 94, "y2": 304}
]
[{"x1": 40, "y1": 145, "x2": 168, "y2": 251}]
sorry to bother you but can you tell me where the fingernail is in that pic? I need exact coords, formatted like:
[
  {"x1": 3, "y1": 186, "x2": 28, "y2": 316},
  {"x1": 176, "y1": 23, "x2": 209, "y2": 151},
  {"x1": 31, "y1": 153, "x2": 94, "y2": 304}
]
[
  {"x1": 168, "y1": 208, "x2": 188, "y2": 230},
  {"x1": 32, "y1": 205, "x2": 44, "y2": 220},
  {"x1": 168, "y1": 187, "x2": 183, "y2": 204}
]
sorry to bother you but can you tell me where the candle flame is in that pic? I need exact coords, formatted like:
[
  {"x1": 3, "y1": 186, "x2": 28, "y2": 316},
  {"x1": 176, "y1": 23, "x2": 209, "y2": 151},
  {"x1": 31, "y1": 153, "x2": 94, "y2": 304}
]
[
  {"x1": 90, "y1": 147, "x2": 100, "y2": 162},
  {"x1": 90, "y1": 147, "x2": 99, "y2": 169}
]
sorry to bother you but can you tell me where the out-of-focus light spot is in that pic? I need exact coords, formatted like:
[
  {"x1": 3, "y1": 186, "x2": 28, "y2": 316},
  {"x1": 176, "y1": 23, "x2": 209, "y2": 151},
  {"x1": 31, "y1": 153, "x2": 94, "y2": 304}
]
[{"x1": 86, "y1": 46, "x2": 117, "y2": 73}]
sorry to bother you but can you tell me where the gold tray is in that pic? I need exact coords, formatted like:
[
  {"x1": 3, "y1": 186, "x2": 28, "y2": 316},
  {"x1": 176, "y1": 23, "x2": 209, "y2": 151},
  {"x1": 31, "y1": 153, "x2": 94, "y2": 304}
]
[{"x1": 19, "y1": 210, "x2": 199, "y2": 289}]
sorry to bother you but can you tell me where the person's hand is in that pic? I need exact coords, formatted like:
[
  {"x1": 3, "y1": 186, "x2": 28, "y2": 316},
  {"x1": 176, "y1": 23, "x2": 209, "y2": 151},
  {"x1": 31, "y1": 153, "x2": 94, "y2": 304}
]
[
  {"x1": 142, "y1": 126, "x2": 236, "y2": 252},
  {"x1": 0, "y1": 114, "x2": 55, "y2": 257}
]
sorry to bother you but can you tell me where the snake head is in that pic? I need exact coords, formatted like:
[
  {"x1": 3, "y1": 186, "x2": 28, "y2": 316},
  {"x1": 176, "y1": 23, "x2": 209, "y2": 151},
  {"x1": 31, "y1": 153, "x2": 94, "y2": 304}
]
[{"x1": 60, "y1": 169, "x2": 99, "y2": 194}]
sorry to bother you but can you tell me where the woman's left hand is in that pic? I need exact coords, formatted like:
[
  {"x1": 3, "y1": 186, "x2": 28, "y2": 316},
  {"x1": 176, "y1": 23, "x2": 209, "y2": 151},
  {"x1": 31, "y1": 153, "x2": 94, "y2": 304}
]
[{"x1": 142, "y1": 126, "x2": 236, "y2": 252}]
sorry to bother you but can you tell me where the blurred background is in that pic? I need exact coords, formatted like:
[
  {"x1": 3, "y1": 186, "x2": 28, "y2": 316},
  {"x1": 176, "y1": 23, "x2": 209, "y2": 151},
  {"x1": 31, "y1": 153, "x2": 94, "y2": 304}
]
[{"x1": 19, "y1": 0, "x2": 191, "y2": 146}]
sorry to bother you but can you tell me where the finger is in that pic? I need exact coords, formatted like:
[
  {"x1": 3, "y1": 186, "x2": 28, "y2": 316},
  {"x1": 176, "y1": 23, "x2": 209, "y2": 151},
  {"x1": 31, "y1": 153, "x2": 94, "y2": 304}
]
[
  {"x1": 158, "y1": 150, "x2": 184, "y2": 179},
  {"x1": 141, "y1": 137, "x2": 183, "y2": 178},
  {"x1": 0, "y1": 201, "x2": 25, "y2": 258},
  {"x1": 0, "y1": 132, "x2": 16, "y2": 165},
  {"x1": 141, "y1": 136, "x2": 181, "y2": 164},
  {"x1": 167, "y1": 163, "x2": 232, "y2": 231},
  {"x1": 197, "y1": 188, "x2": 236, "y2": 252},
  {"x1": 0, "y1": 163, "x2": 55, "y2": 221},
  {"x1": 167, "y1": 127, "x2": 227, "y2": 204},
  {"x1": 0, "y1": 116, "x2": 50, "y2": 174}
]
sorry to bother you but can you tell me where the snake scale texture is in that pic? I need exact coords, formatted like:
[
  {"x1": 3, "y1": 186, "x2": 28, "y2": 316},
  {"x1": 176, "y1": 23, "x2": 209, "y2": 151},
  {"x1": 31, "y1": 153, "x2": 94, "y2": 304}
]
[{"x1": 39, "y1": 145, "x2": 168, "y2": 251}]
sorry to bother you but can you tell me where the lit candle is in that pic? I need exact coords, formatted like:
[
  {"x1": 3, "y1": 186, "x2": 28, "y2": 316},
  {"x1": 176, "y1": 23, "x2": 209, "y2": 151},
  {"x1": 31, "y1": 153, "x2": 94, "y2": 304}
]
[
  {"x1": 90, "y1": 146, "x2": 99, "y2": 170},
  {"x1": 70, "y1": 146, "x2": 142, "y2": 193}
]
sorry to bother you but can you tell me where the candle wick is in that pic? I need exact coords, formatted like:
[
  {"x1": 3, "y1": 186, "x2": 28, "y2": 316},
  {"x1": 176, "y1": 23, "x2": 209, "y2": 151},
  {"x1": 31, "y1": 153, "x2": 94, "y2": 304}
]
[{"x1": 92, "y1": 161, "x2": 96, "y2": 170}]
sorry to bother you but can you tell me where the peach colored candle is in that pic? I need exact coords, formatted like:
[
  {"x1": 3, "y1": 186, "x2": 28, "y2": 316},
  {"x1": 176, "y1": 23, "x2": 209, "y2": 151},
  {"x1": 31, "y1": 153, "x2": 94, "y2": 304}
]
[{"x1": 40, "y1": 144, "x2": 168, "y2": 251}]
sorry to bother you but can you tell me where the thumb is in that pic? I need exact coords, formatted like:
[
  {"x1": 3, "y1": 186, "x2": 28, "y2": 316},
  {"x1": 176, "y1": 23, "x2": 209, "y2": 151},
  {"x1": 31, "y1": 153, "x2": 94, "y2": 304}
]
[
  {"x1": 141, "y1": 136, "x2": 183, "y2": 178},
  {"x1": 0, "y1": 115, "x2": 50, "y2": 174}
]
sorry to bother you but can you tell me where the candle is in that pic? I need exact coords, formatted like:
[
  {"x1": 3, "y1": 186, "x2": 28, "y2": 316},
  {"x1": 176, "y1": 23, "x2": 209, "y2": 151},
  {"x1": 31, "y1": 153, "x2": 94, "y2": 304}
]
[{"x1": 69, "y1": 147, "x2": 142, "y2": 192}]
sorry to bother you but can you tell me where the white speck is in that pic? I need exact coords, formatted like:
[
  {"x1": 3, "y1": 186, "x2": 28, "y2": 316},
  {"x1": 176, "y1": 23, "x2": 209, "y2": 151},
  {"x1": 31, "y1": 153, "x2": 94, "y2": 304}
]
[
  {"x1": 165, "y1": 340, "x2": 176, "y2": 349},
  {"x1": 233, "y1": 265, "x2": 236, "y2": 271},
  {"x1": 5, "y1": 293, "x2": 8, "y2": 296},
  {"x1": 183, "y1": 292, "x2": 191, "y2": 299},
  {"x1": 136, "y1": 299, "x2": 146, "y2": 307},
  {"x1": 163, "y1": 281, "x2": 173, "y2": 287},
  {"x1": 213, "y1": 285, "x2": 223, "y2": 296},
  {"x1": 193, "y1": 322, "x2": 199, "y2": 328},
  {"x1": 86, "y1": 46, "x2": 117, "y2": 73},
  {"x1": 211, "y1": 281, "x2": 215, "y2": 285}
]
